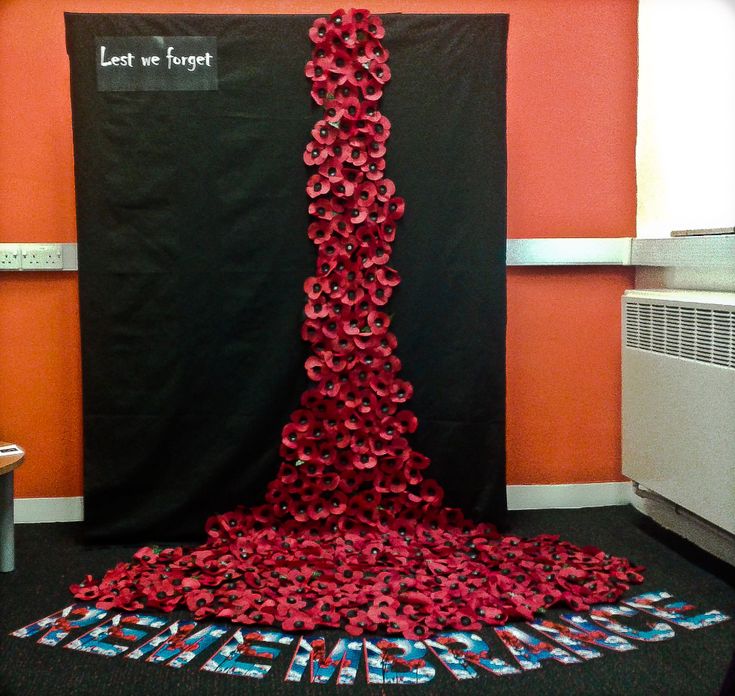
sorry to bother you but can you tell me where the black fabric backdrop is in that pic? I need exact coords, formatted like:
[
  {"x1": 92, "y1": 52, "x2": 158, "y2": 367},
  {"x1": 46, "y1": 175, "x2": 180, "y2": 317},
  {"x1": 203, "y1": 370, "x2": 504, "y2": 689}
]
[{"x1": 65, "y1": 13, "x2": 508, "y2": 542}]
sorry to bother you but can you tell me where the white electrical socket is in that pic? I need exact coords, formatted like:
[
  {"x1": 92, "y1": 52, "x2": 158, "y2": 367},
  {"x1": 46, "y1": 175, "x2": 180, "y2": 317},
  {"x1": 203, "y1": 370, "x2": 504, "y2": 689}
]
[
  {"x1": 0, "y1": 244, "x2": 21, "y2": 270},
  {"x1": 20, "y1": 244, "x2": 63, "y2": 270}
]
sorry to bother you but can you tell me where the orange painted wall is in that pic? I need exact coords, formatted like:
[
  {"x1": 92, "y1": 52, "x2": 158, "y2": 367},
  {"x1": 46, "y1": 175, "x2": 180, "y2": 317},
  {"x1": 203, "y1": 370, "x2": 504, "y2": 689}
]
[{"x1": 0, "y1": 0, "x2": 637, "y2": 498}]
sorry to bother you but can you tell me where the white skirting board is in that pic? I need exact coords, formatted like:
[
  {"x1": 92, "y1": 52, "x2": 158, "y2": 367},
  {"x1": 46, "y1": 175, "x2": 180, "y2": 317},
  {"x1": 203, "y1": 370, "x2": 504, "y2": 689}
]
[
  {"x1": 13, "y1": 483, "x2": 632, "y2": 524},
  {"x1": 14, "y1": 497, "x2": 84, "y2": 524},
  {"x1": 507, "y1": 482, "x2": 632, "y2": 510}
]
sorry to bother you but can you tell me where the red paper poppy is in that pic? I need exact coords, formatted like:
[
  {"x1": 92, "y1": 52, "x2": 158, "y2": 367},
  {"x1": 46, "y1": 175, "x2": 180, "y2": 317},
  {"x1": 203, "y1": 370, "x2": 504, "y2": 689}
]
[
  {"x1": 309, "y1": 81, "x2": 330, "y2": 106},
  {"x1": 306, "y1": 174, "x2": 331, "y2": 199},
  {"x1": 185, "y1": 589, "x2": 214, "y2": 613},
  {"x1": 328, "y1": 48, "x2": 354, "y2": 76},
  {"x1": 393, "y1": 410, "x2": 417, "y2": 434},
  {"x1": 70, "y1": 577, "x2": 101, "y2": 601},
  {"x1": 333, "y1": 25, "x2": 358, "y2": 49},
  {"x1": 133, "y1": 546, "x2": 159, "y2": 565},
  {"x1": 353, "y1": 451, "x2": 377, "y2": 470},
  {"x1": 305, "y1": 58, "x2": 331, "y2": 82},
  {"x1": 374, "y1": 178, "x2": 396, "y2": 202},
  {"x1": 301, "y1": 318, "x2": 322, "y2": 343},
  {"x1": 343, "y1": 94, "x2": 365, "y2": 120},
  {"x1": 369, "y1": 62, "x2": 391, "y2": 85},
  {"x1": 361, "y1": 37, "x2": 387, "y2": 62},
  {"x1": 370, "y1": 115, "x2": 391, "y2": 143},
  {"x1": 239, "y1": 609, "x2": 276, "y2": 626},
  {"x1": 309, "y1": 17, "x2": 332, "y2": 44},
  {"x1": 112, "y1": 588, "x2": 144, "y2": 612},
  {"x1": 303, "y1": 277, "x2": 326, "y2": 301},
  {"x1": 346, "y1": 8, "x2": 371, "y2": 27},
  {"x1": 340, "y1": 286, "x2": 365, "y2": 307},
  {"x1": 360, "y1": 75, "x2": 383, "y2": 101},
  {"x1": 386, "y1": 436, "x2": 410, "y2": 462},
  {"x1": 384, "y1": 196, "x2": 405, "y2": 220},
  {"x1": 360, "y1": 102, "x2": 382, "y2": 123},
  {"x1": 367, "y1": 596, "x2": 399, "y2": 624},
  {"x1": 364, "y1": 15, "x2": 385, "y2": 39},
  {"x1": 281, "y1": 608, "x2": 316, "y2": 633},
  {"x1": 375, "y1": 266, "x2": 400, "y2": 287},
  {"x1": 309, "y1": 197, "x2": 343, "y2": 220},
  {"x1": 355, "y1": 181, "x2": 377, "y2": 207},
  {"x1": 366, "y1": 310, "x2": 389, "y2": 334},
  {"x1": 321, "y1": 100, "x2": 345, "y2": 125},
  {"x1": 318, "y1": 160, "x2": 345, "y2": 184},
  {"x1": 330, "y1": 179, "x2": 356, "y2": 201},
  {"x1": 304, "y1": 356, "x2": 326, "y2": 381},
  {"x1": 357, "y1": 392, "x2": 377, "y2": 414},
  {"x1": 303, "y1": 142, "x2": 330, "y2": 166}
]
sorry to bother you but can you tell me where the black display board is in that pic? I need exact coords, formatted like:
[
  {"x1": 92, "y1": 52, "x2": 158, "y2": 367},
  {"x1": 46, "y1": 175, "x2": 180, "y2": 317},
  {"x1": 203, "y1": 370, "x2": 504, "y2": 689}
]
[{"x1": 65, "y1": 13, "x2": 508, "y2": 542}]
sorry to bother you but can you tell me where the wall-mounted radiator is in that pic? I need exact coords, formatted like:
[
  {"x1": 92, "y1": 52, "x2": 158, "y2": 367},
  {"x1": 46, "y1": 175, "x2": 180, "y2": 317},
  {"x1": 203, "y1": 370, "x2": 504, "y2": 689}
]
[{"x1": 622, "y1": 289, "x2": 735, "y2": 536}]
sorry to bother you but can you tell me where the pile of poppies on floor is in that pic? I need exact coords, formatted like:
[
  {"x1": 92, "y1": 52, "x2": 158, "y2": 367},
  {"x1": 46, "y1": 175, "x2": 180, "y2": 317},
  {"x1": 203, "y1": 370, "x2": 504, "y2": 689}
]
[{"x1": 72, "y1": 8, "x2": 644, "y2": 640}]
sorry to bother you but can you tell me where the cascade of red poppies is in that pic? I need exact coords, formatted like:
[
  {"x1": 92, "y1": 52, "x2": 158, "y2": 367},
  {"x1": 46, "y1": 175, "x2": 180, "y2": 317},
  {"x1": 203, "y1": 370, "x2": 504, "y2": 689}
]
[{"x1": 72, "y1": 9, "x2": 644, "y2": 640}]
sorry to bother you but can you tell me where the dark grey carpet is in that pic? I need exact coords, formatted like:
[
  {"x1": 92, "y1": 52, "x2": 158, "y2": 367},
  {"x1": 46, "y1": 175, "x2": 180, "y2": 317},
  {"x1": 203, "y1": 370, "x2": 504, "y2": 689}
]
[{"x1": 1, "y1": 506, "x2": 733, "y2": 695}]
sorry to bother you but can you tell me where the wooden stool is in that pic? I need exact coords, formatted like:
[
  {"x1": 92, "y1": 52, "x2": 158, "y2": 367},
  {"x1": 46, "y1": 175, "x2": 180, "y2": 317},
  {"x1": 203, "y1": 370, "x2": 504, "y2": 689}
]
[{"x1": 0, "y1": 442, "x2": 25, "y2": 572}]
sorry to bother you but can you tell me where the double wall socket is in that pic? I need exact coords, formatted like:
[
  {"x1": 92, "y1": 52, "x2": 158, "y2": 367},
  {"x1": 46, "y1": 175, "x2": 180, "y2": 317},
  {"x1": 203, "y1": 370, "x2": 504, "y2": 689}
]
[
  {"x1": 0, "y1": 243, "x2": 65, "y2": 270},
  {"x1": 0, "y1": 244, "x2": 21, "y2": 269},
  {"x1": 21, "y1": 244, "x2": 63, "y2": 269}
]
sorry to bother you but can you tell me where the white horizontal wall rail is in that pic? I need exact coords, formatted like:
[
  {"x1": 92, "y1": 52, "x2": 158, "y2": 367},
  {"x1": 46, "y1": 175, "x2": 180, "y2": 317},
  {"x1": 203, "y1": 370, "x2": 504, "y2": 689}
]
[
  {"x1": 1, "y1": 237, "x2": 733, "y2": 270},
  {"x1": 507, "y1": 238, "x2": 632, "y2": 266}
]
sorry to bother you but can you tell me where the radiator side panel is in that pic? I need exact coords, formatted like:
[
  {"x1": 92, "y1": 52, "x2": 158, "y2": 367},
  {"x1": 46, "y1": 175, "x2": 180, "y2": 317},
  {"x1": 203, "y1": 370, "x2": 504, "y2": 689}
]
[{"x1": 622, "y1": 346, "x2": 735, "y2": 535}]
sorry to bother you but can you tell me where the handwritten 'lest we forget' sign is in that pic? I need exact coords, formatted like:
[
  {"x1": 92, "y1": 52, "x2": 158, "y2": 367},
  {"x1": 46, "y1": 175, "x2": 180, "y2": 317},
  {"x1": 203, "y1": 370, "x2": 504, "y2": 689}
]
[{"x1": 95, "y1": 36, "x2": 218, "y2": 91}]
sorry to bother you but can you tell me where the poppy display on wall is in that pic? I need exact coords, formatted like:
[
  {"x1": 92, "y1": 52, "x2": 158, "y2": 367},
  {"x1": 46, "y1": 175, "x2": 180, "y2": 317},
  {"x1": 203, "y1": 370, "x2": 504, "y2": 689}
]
[
  {"x1": 69, "y1": 9, "x2": 644, "y2": 641},
  {"x1": 67, "y1": 10, "x2": 509, "y2": 542}
]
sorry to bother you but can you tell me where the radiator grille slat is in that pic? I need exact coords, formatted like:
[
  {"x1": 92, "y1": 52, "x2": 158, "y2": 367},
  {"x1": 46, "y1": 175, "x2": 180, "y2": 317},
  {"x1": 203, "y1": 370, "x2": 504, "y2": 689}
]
[{"x1": 625, "y1": 300, "x2": 735, "y2": 368}]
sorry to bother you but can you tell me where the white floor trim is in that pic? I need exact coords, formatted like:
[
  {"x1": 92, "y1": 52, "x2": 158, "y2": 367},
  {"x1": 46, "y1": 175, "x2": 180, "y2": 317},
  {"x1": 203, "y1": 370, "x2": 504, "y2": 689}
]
[
  {"x1": 507, "y1": 482, "x2": 632, "y2": 510},
  {"x1": 13, "y1": 484, "x2": 631, "y2": 523},
  {"x1": 15, "y1": 496, "x2": 84, "y2": 523}
]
